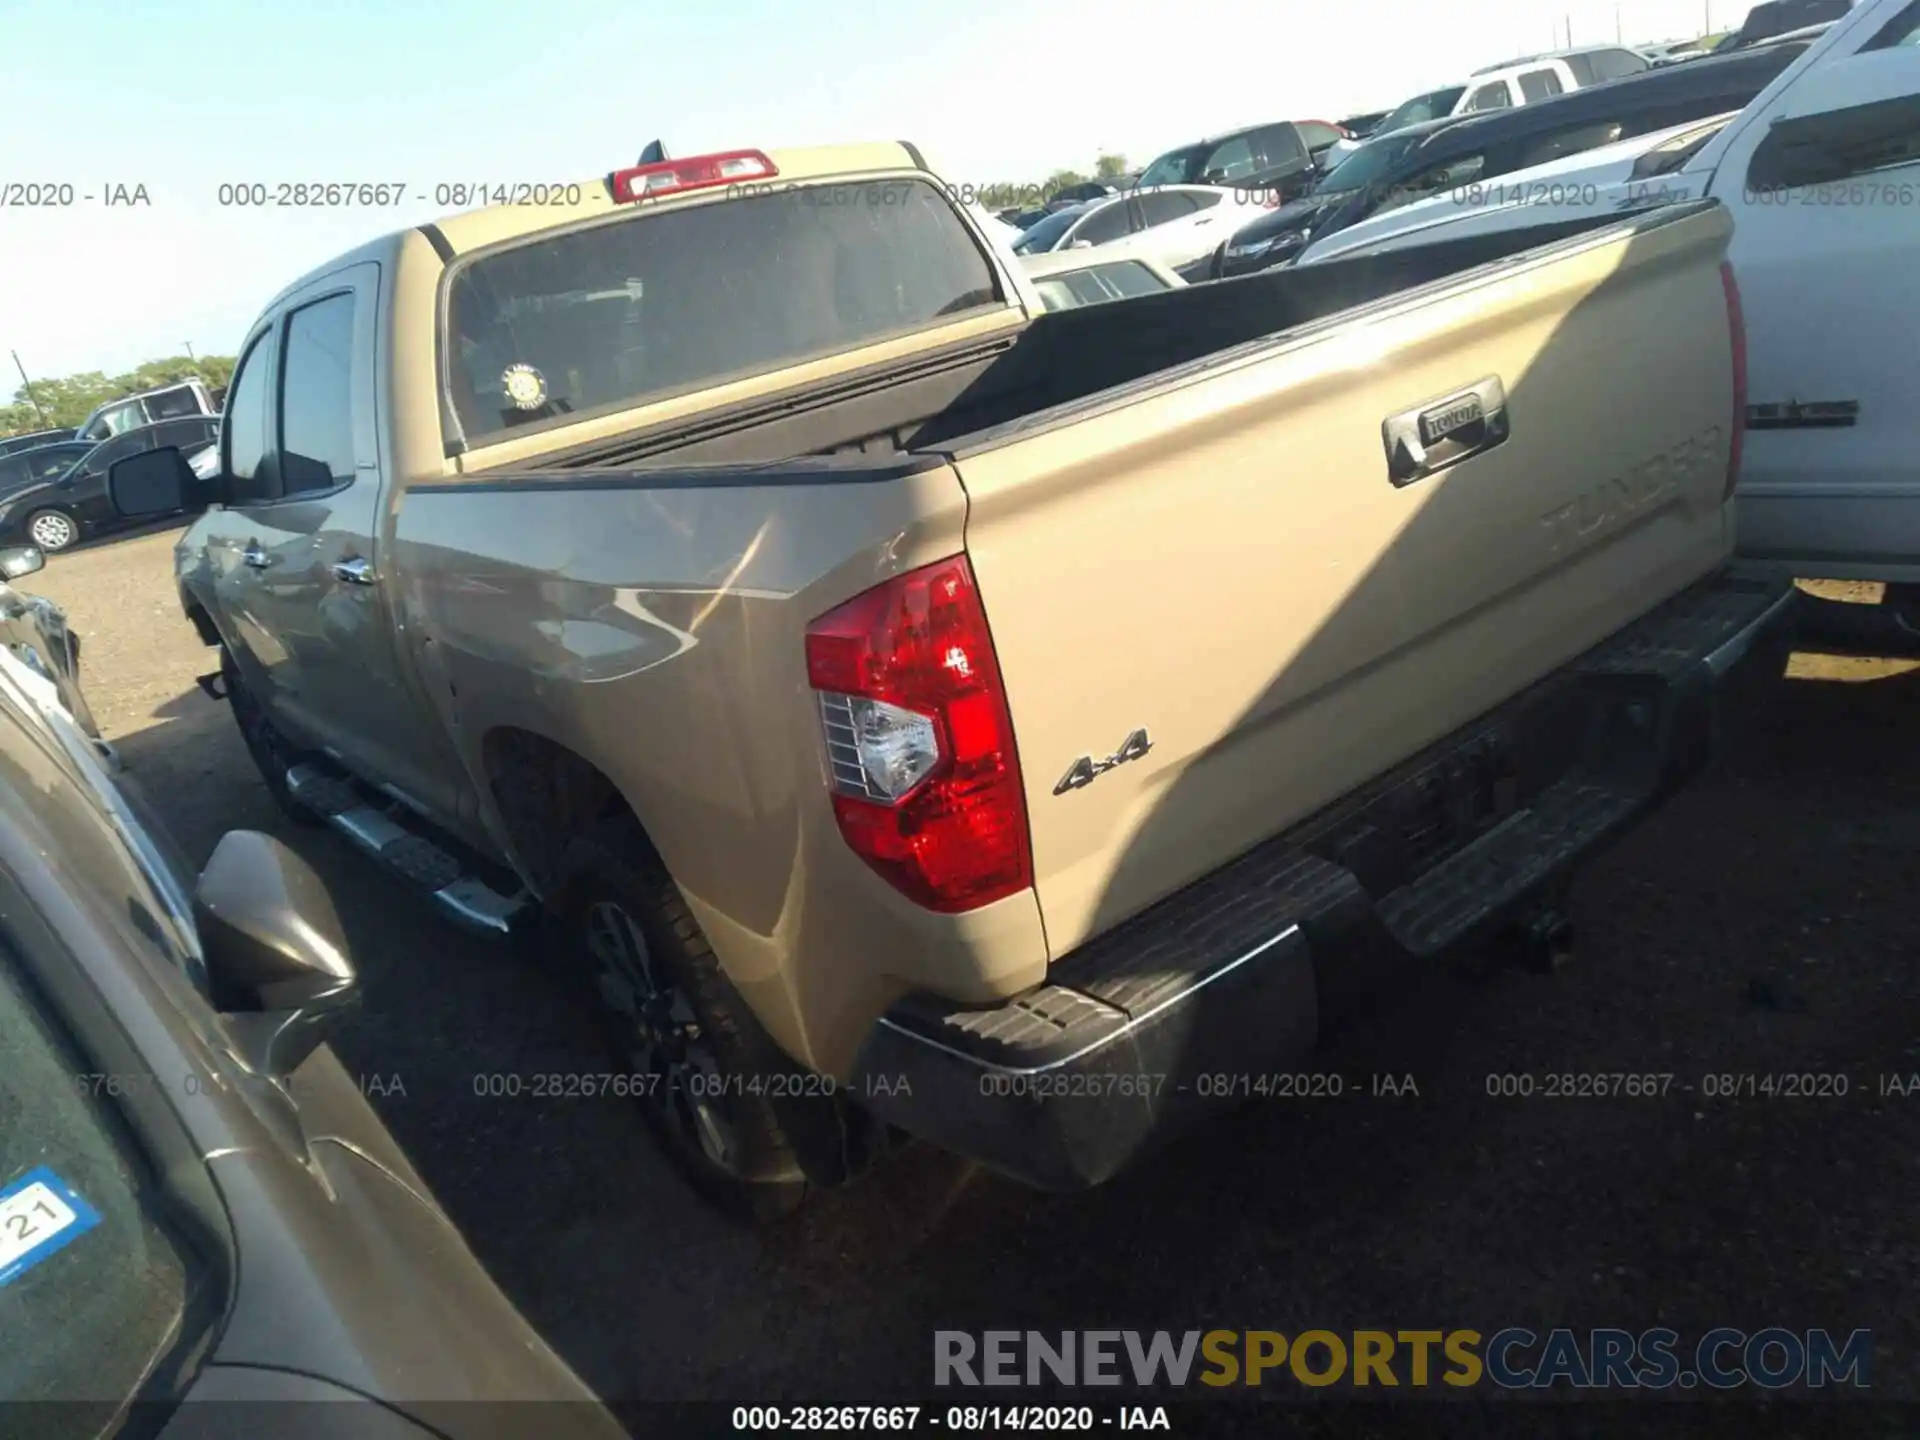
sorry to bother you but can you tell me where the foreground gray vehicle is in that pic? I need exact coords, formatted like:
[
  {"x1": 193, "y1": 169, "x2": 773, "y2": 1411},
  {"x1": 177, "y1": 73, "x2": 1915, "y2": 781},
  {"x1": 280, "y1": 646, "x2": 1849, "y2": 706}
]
[
  {"x1": 0, "y1": 640, "x2": 625, "y2": 1438},
  {"x1": 0, "y1": 542, "x2": 110, "y2": 758}
]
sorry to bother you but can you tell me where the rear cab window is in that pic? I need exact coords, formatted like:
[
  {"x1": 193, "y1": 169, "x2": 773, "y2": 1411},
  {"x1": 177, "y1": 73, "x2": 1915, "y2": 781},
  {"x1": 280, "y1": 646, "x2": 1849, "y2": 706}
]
[
  {"x1": 1033, "y1": 261, "x2": 1172, "y2": 311},
  {"x1": 444, "y1": 178, "x2": 1004, "y2": 445}
]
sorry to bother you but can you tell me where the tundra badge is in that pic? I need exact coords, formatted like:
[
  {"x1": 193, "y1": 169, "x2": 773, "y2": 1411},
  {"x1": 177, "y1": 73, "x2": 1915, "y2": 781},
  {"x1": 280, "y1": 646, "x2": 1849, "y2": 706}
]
[{"x1": 1055, "y1": 729, "x2": 1153, "y2": 795}]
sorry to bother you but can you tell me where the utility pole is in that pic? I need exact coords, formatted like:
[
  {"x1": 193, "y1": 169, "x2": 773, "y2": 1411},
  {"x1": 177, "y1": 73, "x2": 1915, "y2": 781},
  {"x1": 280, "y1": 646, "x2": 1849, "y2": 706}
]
[
  {"x1": 10, "y1": 351, "x2": 48, "y2": 426},
  {"x1": 184, "y1": 341, "x2": 196, "y2": 363},
  {"x1": 1617, "y1": 2, "x2": 1623, "y2": 41}
]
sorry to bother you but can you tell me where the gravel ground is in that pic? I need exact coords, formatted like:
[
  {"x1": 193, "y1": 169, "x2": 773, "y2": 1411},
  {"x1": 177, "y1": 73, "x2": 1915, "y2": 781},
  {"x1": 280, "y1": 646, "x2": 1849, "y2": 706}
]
[{"x1": 27, "y1": 528, "x2": 1920, "y2": 1419}]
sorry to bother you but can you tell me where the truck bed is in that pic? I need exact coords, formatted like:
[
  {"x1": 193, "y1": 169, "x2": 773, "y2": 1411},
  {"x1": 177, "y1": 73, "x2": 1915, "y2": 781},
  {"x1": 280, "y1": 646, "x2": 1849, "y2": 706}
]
[{"x1": 507, "y1": 211, "x2": 1629, "y2": 473}]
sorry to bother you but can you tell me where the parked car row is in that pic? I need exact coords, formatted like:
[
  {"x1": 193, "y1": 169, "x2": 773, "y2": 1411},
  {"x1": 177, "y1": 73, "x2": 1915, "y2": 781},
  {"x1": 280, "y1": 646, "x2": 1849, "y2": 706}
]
[
  {"x1": 0, "y1": 411, "x2": 220, "y2": 553},
  {"x1": 1209, "y1": 32, "x2": 1815, "y2": 275}
]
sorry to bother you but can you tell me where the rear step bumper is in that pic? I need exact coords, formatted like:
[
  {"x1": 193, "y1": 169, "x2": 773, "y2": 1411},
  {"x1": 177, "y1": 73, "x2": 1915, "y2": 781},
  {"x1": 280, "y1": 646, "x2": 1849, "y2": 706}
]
[{"x1": 849, "y1": 571, "x2": 1800, "y2": 1191}]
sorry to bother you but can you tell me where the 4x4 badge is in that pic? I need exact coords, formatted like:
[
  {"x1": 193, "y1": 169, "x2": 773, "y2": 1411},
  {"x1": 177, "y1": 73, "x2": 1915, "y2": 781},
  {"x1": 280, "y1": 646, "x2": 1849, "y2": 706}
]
[{"x1": 1055, "y1": 728, "x2": 1153, "y2": 795}]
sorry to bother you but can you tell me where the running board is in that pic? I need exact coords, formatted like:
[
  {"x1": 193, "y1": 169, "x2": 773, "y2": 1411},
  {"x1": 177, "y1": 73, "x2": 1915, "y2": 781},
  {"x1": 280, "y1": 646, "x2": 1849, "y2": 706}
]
[{"x1": 284, "y1": 762, "x2": 535, "y2": 939}]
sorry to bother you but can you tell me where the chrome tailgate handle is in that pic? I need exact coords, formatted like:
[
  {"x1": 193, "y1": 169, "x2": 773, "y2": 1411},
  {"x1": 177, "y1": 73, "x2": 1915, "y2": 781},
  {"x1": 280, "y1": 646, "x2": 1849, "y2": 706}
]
[
  {"x1": 241, "y1": 544, "x2": 272, "y2": 569},
  {"x1": 332, "y1": 556, "x2": 375, "y2": 585},
  {"x1": 1384, "y1": 375, "x2": 1510, "y2": 486}
]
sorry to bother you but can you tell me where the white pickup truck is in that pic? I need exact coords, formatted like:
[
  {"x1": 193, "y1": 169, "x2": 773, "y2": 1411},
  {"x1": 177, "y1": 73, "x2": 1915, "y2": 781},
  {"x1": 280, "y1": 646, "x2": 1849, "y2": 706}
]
[{"x1": 1294, "y1": 0, "x2": 1920, "y2": 584}]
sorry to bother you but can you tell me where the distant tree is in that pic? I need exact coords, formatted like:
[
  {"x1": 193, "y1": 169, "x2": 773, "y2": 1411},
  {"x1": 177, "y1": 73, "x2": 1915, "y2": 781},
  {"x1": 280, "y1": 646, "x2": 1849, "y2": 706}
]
[
  {"x1": 1094, "y1": 154, "x2": 1129, "y2": 179},
  {"x1": 0, "y1": 353, "x2": 236, "y2": 437}
]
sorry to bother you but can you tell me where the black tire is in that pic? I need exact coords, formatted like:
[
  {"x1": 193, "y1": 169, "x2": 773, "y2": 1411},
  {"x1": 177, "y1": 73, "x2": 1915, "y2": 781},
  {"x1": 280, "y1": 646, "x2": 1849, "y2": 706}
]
[
  {"x1": 221, "y1": 646, "x2": 322, "y2": 826},
  {"x1": 25, "y1": 508, "x2": 79, "y2": 554},
  {"x1": 563, "y1": 815, "x2": 815, "y2": 1223}
]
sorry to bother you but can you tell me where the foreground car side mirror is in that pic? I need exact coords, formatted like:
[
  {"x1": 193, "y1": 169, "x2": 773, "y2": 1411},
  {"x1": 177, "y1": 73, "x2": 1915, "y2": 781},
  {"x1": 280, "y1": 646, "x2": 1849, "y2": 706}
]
[
  {"x1": 0, "y1": 545, "x2": 43, "y2": 580},
  {"x1": 194, "y1": 830, "x2": 358, "y2": 1078},
  {"x1": 107, "y1": 446, "x2": 196, "y2": 519}
]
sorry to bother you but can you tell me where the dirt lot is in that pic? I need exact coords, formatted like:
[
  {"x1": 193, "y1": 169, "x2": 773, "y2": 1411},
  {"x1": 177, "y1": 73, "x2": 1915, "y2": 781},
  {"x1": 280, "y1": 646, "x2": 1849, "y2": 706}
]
[{"x1": 30, "y1": 527, "x2": 1920, "y2": 1408}]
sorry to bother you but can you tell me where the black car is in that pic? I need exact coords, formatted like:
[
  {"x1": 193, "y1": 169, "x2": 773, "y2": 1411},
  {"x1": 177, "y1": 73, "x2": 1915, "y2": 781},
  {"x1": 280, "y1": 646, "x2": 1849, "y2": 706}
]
[
  {"x1": 0, "y1": 415, "x2": 220, "y2": 553},
  {"x1": 0, "y1": 427, "x2": 78, "y2": 458},
  {"x1": 0, "y1": 594, "x2": 629, "y2": 1440},
  {"x1": 1136, "y1": 120, "x2": 1329, "y2": 206},
  {"x1": 1210, "y1": 36, "x2": 1813, "y2": 278},
  {"x1": 0, "y1": 440, "x2": 98, "y2": 503}
]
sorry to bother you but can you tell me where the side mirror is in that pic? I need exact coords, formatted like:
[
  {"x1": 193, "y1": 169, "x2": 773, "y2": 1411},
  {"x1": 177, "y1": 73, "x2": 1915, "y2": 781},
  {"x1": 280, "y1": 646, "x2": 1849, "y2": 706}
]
[
  {"x1": 194, "y1": 830, "x2": 358, "y2": 1078},
  {"x1": 107, "y1": 446, "x2": 196, "y2": 519},
  {"x1": 0, "y1": 545, "x2": 43, "y2": 580}
]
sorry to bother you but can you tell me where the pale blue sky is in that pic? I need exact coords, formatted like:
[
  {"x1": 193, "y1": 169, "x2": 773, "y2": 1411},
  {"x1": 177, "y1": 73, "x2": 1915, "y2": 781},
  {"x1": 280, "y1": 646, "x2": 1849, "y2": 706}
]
[{"x1": 2, "y1": 0, "x2": 1738, "y2": 381}]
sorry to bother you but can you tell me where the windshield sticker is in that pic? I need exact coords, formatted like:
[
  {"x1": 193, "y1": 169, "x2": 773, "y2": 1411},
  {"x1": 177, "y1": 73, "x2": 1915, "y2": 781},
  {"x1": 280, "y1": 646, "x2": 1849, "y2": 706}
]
[
  {"x1": 0, "y1": 1166, "x2": 102, "y2": 1287},
  {"x1": 501, "y1": 363, "x2": 549, "y2": 411}
]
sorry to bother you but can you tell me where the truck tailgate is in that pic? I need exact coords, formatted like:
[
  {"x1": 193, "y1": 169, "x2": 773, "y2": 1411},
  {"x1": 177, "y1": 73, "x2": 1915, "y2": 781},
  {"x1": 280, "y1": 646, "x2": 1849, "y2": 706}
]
[{"x1": 951, "y1": 203, "x2": 1738, "y2": 957}]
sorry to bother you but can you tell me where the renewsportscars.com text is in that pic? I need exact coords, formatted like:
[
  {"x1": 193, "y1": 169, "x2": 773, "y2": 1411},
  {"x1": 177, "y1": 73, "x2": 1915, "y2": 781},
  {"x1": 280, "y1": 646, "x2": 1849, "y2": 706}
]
[{"x1": 934, "y1": 1328, "x2": 1871, "y2": 1390}]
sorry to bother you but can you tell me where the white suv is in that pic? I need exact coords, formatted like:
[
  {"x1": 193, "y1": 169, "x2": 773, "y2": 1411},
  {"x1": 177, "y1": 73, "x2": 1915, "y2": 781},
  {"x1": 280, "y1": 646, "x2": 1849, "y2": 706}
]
[{"x1": 1323, "y1": 45, "x2": 1651, "y2": 166}]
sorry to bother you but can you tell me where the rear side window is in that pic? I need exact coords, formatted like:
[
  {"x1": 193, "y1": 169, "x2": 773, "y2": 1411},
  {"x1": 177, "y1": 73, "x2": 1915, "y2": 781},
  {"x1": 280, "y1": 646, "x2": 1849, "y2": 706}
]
[
  {"x1": 1519, "y1": 69, "x2": 1564, "y2": 101},
  {"x1": 1592, "y1": 48, "x2": 1651, "y2": 78},
  {"x1": 1072, "y1": 199, "x2": 1135, "y2": 244},
  {"x1": 1138, "y1": 192, "x2": 1201, "y2": 226},
  {"x1": 446, "y1": 179, "x2": 1002, "y2": 443},
  {"x1": 1250, "y1": 125, "x2": 1309, "y2": 169},
  {"x1": 1464, "y1": 81, "x2": 1513, "y2": 111},
  {"x1": 1563, "y1": 54, "x2": 1598, "y2": 84},
  {"x1": 1514, "y1": 120, "x2": 1628, "y2": 168},
  {"x1": 26, "y1": 449, "x2": 85, "y2": 483},
  {"x1": 1098, "y1": 261, "x2": 1172, "y2": 298},
  {"x1": 144, "y1": 387, "x2": 202, "y2": 421},
  {"x1": 1296, "y1": 121, "x2": 1345, "y2": 153}
]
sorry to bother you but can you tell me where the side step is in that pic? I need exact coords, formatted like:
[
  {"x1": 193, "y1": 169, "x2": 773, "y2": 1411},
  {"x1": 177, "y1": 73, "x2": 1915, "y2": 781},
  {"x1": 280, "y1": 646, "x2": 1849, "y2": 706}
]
[{"x1": 285, "y1": 763, "x2": 536, "y2": 939}]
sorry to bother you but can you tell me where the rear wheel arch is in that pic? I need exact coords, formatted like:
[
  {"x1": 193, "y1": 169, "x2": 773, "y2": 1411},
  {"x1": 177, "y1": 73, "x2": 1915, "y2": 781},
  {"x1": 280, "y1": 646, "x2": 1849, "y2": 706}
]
[{"x1": 479, "y1": 726, "x2": 655, "y2": 902}]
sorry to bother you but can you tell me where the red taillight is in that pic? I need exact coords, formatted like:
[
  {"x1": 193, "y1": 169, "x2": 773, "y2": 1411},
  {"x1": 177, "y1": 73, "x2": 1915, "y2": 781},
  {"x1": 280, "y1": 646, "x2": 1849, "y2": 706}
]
[
  {"x1": 1720, "y1": 259, "x2": 1746, "y2": 501},
  {"x1": 805, "y1": 556, "x2": 1032, "y2": 913},
  {"x1": 608, "y1": 149, "x2": 777, "y2": 204}
]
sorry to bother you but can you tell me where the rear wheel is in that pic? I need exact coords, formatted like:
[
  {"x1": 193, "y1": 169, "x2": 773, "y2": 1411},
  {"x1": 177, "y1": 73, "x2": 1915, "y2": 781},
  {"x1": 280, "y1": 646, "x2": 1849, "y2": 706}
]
[
  {"x1": 26, "y1": 509, "x2": 78, "y2": 553},
  {"x1": 221, "y1": 646, "x2": 321, "y2": 826},
  {"x1": 563, "y1": 816, "x2": 817, "y2": 1223}
]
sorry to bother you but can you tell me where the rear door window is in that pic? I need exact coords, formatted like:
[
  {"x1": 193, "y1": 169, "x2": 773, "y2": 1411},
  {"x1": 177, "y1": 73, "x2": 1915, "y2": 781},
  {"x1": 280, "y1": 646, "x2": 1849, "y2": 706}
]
[
  {"x1": 278, "y1": 293, "x2": 359, "y2": 495},
  {"x1": 1249, "y1": 124, "x2": 1309, "y2": 171},
  {"x1": 1198, "y1": 135, "x2": 1259, "y2": 181},
  {"x1": 1514, "y1": 119, "x2": 1629, "y2": 168},
  {"x1": 445, "y1": 178, "x2": 1002, "y2": 444},
  {"x1": 1070, "y1": 198, "x2": 1136, "y2": 244},
  {"x1": 1518, "y1": 68, "x2": 1565, "y2": 101},
  {"x1": 1591, "y1": 48, "x2": 1651, "y2": 78},
  {"x1": 1295, "y1": 122, "x2": 1346, "y2": 154},
  {"x1": 1137, "y1": 192, "x2": 1202, "y2": 227}
]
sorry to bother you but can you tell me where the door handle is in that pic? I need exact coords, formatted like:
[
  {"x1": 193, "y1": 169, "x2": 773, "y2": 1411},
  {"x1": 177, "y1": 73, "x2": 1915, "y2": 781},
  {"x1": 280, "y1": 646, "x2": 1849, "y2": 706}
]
[
  {"x1": 1382, "y1": 375, "x2": 1510, "y2": 486},
  {"x1": 332, "y1": 556, "x2": 375, "y2": 585},
  {"x1": 241, "y1": 544, "x2": 272, "y2": 569}
]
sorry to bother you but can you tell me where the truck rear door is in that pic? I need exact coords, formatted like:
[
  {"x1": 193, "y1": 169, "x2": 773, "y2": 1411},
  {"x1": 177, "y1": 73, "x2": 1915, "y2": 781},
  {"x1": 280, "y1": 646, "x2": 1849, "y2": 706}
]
[
  {"x1": 952, "y1": 204, "x2": 1741, "y2": 956},
  {"x1": 1703, "y1": 3, "x2": 1920, "y2": 577}
]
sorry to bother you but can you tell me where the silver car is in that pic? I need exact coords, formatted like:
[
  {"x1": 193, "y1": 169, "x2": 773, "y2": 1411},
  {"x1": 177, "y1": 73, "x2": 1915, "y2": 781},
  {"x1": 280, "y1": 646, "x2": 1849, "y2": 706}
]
[{"x1": 0, "y1": 593, "x2": 628, "y2": 1439}]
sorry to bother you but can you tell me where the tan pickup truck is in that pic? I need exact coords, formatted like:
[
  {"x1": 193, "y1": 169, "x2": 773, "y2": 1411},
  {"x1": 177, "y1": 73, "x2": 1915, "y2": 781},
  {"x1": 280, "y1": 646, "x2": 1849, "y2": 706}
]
[{"x1": 109, "y1": 142, "x2": 1795, "y2": 1220}]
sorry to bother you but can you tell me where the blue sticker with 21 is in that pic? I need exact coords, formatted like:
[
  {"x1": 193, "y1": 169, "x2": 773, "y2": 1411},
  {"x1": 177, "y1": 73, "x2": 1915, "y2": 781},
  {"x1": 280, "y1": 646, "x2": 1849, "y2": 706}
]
[{"x1": 0, "y1": 1166, "x2": 102, "y2": 1287}]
